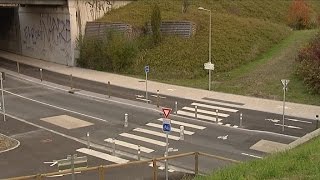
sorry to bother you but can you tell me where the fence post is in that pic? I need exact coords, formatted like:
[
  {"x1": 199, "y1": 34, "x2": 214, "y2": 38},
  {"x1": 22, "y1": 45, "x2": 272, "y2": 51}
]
[
  {"x1": 153, "y1": 159, "x2": 157, "y2": 180},
  {"x1": 194, "y1": 152, "x2": 199, "y2": 176},
  {"x1": 99, "y1": 165, "x2": 105, "y2": 180}
]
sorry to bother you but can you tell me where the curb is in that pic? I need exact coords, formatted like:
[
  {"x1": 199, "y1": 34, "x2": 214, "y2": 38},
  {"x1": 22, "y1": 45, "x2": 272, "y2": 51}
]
[{"x1": 0, "y1": 133, "x2": 20, "y2": 153}]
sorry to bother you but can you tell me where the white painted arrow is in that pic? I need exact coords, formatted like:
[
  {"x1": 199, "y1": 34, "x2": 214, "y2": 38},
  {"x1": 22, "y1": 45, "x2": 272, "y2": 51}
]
[
  {"x1": 44, "y1": 161, "x2": 58, "y2": 167},
  {"x1": 217, "y1": 135, "x2": 228, "y2": 140}
]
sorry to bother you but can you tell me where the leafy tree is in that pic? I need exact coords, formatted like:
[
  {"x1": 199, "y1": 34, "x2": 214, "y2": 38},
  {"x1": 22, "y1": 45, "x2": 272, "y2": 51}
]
[
  {"x1": 287, "y1": 0, "x2": 311, "y2": 30},
  {"x1": 151, "y1": 4, "x2": 162, "y2": 44}
]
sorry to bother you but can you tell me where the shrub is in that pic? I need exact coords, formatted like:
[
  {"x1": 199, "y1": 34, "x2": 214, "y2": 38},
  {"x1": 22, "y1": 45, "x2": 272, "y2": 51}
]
[
  {"x1": 287, "y1": 0, "x2": 312, "y2": 30},
  {"x1": 296, "y1": 32, "x2": 320, "y2": 94},
  {"x1": 151, "y1": 4, "x2": 162, "y2": 44}
]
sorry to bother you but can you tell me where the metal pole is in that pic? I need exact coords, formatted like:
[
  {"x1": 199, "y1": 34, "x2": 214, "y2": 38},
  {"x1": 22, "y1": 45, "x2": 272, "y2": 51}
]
[
  {"x1": 107, "y1": 81, "x2": 111, "y2": 98},
  {"x1": 124, "y1": 113, "x2": 128, "y2": 127},
  {"x1": 71, "y1": 154, "x2": 75, "y2": 180},
  {"x1": 112, "y1": 138, "x2": 116, "y2": 155},
  {"x1": 165, "y1": 133, "x2": 169, "y2": 180},
  {"x1": 70, "y1": 74, "x2": 73, "y2": 90},
  {"x1": 157, "y1": 90, "x2": 159, "y2": 108},
  {"x1": 195, "y1": 105, "x2": 198, "y2": 118},
  {"x1": 0, "y1": 73, "x2": 5, "y2": 122},
  {"x1": 316, "y1": 115, "x2": 319, "y2": 130},
  {"x1": 39, "y1": 68, "x2": 43, "y2": 82},
  {"x1": 145, "y1": 72, "x2": 148, "y2": 103},
  {"x1": 240, "y1": 113, "x2": 243, "y2": 128},
  {"x1": 180, "y1": 126, "x2": 184, "y2": 140},
  {"x1": 208, "y1": 10, "x2": 212, "y2": 91},
  {"x1": 282, "y1": 87, "x2": 286, "y2": 132},
  {"x1": 152, "y1": 159, "x2": 157, "y2": 180},
  {"x1": 194, "y1": 152, "x2": 199, "y2": 175},
  {"x1": 216, "y1": 109, "x2": 218, "y2": 123},
  {"x1": 137, "y1": 145, "x2": 141, "y2": 160},
  {"x1": 17, "y1": 62, "x2": 20, "y2": 73},
  {"x1": 175, "y1": 101, "x2": 178, "y2": 114},
  {"x1": 87, "y1": 132, "x2": 90, "y2": 149}
]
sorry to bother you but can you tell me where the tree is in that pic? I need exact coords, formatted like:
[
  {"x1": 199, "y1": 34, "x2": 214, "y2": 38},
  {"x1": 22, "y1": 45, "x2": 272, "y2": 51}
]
[
  {"x1": 151, "y1": 4, "x2": 162, "y2": 44},
  {"x1": 287, "y1": 0, "x2": 311, "y2": 30}
]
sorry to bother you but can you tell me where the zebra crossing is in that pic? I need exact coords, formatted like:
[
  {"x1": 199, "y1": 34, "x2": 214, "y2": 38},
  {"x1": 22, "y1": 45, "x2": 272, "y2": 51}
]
[{"x1": 177, "y1": 102, "x2": 239, "y2": 128}]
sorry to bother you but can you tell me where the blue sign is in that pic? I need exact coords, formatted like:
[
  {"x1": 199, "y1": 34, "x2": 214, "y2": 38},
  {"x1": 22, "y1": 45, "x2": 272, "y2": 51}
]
[
  {"x1": 144, "y1": 65, "x2": 149, "y2": 73},
  {"x1": 163, "y1": 123, "x2": 171, "y2": 132}
]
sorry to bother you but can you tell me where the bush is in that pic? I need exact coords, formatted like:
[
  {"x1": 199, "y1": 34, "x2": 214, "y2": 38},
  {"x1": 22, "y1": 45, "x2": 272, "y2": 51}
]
[
  {"x1": 296, "y1": 32, "x2": 320, "y2": 94},
  {"x1": 287, "y1": 0, "x2": 312, "y2": 30},
  {"x1": 151, "y1": 4, "x2": 162, "y2": 44}
]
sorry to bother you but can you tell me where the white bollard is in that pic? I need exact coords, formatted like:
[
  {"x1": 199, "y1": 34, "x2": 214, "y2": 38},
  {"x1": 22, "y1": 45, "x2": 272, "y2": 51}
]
[
  {"x1": 180, "y1": 126, "x2": 184, "y2": 140},
  {"x1": 124, "y1": 113, "x2": 128, "y2": 127},
  {"x1": 216, "y1": 109, "x2": 219, "y2": 123},
  {"x1": 137, "y1": 145, "x2": 141, "y2": 160},
  {"x1": 112, "y1": 138, "x2": 116, "y2": 155},
  {"x1": 175, "y1": 101, "x2": 178, "y2": 114},
  {"x1": 195, "y1": 105, "x2": 198, "y2": 118},
  {"x1": 240, "y1": 113, "x2": 243, "y2": 128},
  {"x1": 87, "y1": 132, "x2": 90, "y2": 149},
  {"x1": 39, "y1": 68, "x2": 43, "y2": 82}
]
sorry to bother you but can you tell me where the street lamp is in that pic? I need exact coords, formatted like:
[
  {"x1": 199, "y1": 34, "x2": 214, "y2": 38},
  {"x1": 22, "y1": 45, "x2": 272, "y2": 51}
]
[
  {"x1": 281, "y1": 79, "x2": 290, "y2": 132},
  {"x1": 198, "y1": 7, "x2": 213, "y2": 91}
]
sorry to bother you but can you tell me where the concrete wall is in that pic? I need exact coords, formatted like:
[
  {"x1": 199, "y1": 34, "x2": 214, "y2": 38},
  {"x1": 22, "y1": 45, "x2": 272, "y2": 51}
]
[{"x1": 0, "y1": 7, "x2": 21, "y2": 54}]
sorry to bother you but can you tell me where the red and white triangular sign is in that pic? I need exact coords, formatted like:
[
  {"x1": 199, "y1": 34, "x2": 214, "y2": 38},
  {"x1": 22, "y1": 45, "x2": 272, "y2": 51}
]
[{"x1": 162, "y1": 108, "x2": 172, "y2": 119}]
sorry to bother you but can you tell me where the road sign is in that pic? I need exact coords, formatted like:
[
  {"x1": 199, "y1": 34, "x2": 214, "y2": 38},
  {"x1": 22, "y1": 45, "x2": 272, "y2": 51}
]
[
  {"x1": 145, "y1": 65, "x2": 149, "y2": 73},
  {"x1": 162, "y1": 108, "x2": 172, "y2": 119},
  {"x1": 163, "y1": 118, "x2": 171, "y2": 132},
  {"x1": 204, "y1": 62, "x2": 214, "y2": 70}
]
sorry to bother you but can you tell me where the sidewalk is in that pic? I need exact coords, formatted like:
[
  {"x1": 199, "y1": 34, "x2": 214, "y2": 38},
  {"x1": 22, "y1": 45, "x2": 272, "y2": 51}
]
[{"x1": 0, "y1": 50, "x2": 319, "y2": 119}]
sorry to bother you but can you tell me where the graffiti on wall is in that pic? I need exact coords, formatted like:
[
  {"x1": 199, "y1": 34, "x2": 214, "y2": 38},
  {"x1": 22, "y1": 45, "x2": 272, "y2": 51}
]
[
  {"x1": 21, "y1": 13, "x2": 71, "y2": 63},
  {"x1": 84, "y1": 0, "x2": 112, "y2": 20}
]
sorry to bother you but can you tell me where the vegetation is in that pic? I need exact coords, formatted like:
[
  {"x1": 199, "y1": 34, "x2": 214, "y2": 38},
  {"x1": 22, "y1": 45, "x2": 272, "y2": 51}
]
[
  {"x1": 288, "y1": 0, "x2": 314, "y2": 29},
  {"x1": 194, "y1": 136, "x2": 320, "y2": 180},
  {"x1": 151, "y1": 4, "x2": 162, "y2": 44},
  {"x1": 77, "y1": 0, "x2": 320, "y2": 105}
]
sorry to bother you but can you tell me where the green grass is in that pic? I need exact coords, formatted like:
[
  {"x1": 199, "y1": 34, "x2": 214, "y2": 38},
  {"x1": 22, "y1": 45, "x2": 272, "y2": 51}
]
[{"x1": 195, "y1": 136, "x2": 320, "y2": 180}]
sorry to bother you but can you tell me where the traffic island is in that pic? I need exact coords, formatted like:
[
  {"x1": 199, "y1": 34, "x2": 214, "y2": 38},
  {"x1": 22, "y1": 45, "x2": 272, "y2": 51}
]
[{"x1": 0, "y1": 133, "x2": 20, "y2": 153}]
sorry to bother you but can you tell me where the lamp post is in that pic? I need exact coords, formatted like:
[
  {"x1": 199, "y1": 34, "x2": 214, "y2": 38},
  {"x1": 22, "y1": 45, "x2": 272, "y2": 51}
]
[
  {"x1": 198, "y1": 7, "x2": 212, "y2": 91},
  {"x1": 281, "y1": 79, "x2": 289, "y2": 132}
]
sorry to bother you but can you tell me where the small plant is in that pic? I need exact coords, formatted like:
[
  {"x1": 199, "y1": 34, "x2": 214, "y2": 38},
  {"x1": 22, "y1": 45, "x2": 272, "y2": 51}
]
[
  {"x1": 151, "y1": 4, "x2": 162, "y2": 44},
  {"x1": 287, "y1": 0, "x2": 311, "y2": 30}
]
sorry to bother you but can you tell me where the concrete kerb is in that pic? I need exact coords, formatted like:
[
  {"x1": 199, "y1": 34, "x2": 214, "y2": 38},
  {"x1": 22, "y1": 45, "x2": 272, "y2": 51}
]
[{"x1": 0, "y1": 133, "x2": 20, "y2": 153}]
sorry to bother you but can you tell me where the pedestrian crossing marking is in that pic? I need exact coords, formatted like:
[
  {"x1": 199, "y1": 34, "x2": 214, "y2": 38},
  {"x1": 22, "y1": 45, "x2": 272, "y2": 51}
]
[
  {"x1": 133, "y1": 128, "x2": 180, "y2": 140},
  {"x1": 120, "y1": 133, "x2": 166, "y2": 146},
  {"x1": 274, "y1": 124, "x2": 302, "y2": 129},
  {"x1": 191, "y1": 102, "x2": 238, "y2": 113},
  {"x1": 146, "y1": 123, "x2": 194, "y2": 135},
  {"x1": 182, "y1": 107, "x2": 229, "y2": 117},
  {"x1": 157, "y1": 118, "x2": 206, "y2": 130},
  {"x1": 104, "y1": 138, "x2": 154, "y2": 153},
  {"x1": 76, "y1": 148, "x2": 129, "y2": 164},
  {"x1": 177, "y1": 110, "x2": 222, "y2": 122}
]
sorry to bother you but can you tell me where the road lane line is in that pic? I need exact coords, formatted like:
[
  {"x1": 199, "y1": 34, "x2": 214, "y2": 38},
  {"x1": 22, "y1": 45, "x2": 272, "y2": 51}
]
[
  {"x1": 133, "y1": 128, "x2": 180, "y2": 140},
  {"x1": 119, "y1": 133, "x2": 166, "y2": 146},
  {"x1": 241, "y1": 153, "x2": 262, "y2": 159},
  {"x1": 285, "y1": 118, "x2": 312, "y2": 124},
  {"x1": 274, "y1": 124, "x2": 302, "y2": 129},
  {"x1": 104, "y1": 138, "x2": 154, "y2": 153},
  {"x1": 146, "y1": 123, "x2": 194, "y2": 135},
  {"x1": 182, "y1": 107, "x2": 229, "y2": 117},
  {"x1": 177, "y1": 110, "x2": 222, "y2": 122},
  {"x1": 191, "y1": 102, "x2": 238, "y2": 113},
  {"x1": 76, "y1": 148, "x2": 129, "y2": 164},
  {"x1": 4, "y1": 90, "x2": 109, "y2": 123},
  {"x1": 157, "y1": 118, "x2": 206, "y2": 130}
]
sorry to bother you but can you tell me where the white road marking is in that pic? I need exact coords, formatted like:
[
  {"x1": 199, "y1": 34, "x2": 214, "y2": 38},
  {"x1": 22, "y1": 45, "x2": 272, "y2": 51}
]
[
  {"x1": 157, "y1": 118, "x2": 206, "y2": 130},
  {"x1": 146, "y1": 123, "x2": 194, "y2": 135},
  {"x1": 265, "y1": 118, "x2": 280, "y2": 123},
  {"x1": 285, "y1": 118, "x2": 312, "y2": 124},
  {"x1": 159, "y1": 166, "x2": 165, "y2": 170},
  {"x1": 104, "y1": 138, "x2": 154, "y2": 153},
  {"x1": 133, "y1": 128, "x2": 180, "y2": 140},
  {"x1": 135, "y1": 95, "x2": 144, "y2": 98},
  {"x1": 4, "y1": 90, "x2": 109, "y2": 123},
  {"x1": 233, "y1": 125, "x2": 239, "y2": 128},
  {"x1": 218, "y1": 122, "x2": 223, "y2": 125},
  {"x1": 182, "y1": 107, "x2": 229, "y2": 117},
  {"x1": 119, "y1": 133, "x2": 166, "y2": 146},
  {"x1": 168, "y1": 169, "x2": 175, "y2": 172},
  {"x1": 76, "y1": 148, "x2": 129, "y2": 164},
  {"x1": 241, "y1": 153, "x2": 262, "y2": 159},
  {"x1": 177, "y1": 110, "x2": 222, "y2": 122},
  {"x1": 217, "y1": 135, "x2": 228, "y2": 140},
  {"x1": 274, "y1": 124, "x2": 302, "y2": 129},
  {"x1": 48, "y1": 172, "x2": 81, "y2": 177},
  {"x1": 150, "y1": 95, "x2": 166, "y2": 99},
  {"x1": 167, "y1": 89, "x2": 176, "y2": 91},
  {"x1": 191, "y1": 102, "x2": 238, "y2": 113},
  {"x1": 224, "y1": 124, "x2": 231, "y2": 127},
  {"x1": 136, "y1": 97, "x2": 151, "y2": 102}
]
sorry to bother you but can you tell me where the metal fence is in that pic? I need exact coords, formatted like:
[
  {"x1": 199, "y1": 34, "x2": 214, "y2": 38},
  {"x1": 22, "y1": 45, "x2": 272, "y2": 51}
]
[
  {"x1": 147, "y1": 21, "x2": 196, "y2": 38},
  {"x1": 8, "y1": 152, "x2": 240, "y2": 180},
  {"x1": 85, "y1": 22, "x2": 133, "y2": 39}
]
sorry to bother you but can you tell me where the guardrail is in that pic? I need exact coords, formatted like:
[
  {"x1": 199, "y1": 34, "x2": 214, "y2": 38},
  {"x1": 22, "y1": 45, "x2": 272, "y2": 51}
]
[{"x1": 7, "y1": 151, "x2": 240, "y2": 180}]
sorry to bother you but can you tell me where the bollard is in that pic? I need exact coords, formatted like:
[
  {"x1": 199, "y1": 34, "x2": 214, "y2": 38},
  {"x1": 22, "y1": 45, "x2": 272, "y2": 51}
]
[
  {"x1": 180, "y1": 126, "x2": 184, "y2": 140},
  {"x1": 70, "y1": 74, "x2": 73, "y2": 89},
  {"x1": 316, "y1": 115, "x2": 319, "y2": 130},
  {"x1": 107, "y1": 81, "x2": 111, "y2": 98},
  {"x1": 17, "y1": 62, "x2": 20, "y2": 73},
  {"x1": 157, "y1": 90, "x2": 160, "y2": 108},
  {"x1": 124, "y1": 113, "x2": 128, "y2": 127},
  {"x1": 39, "y1": 68, "x2": 43, "y2": 82},
  {"x1": 216, "y1": 109, "x2": 219, "y2": 123},
  {"x1": 240, "y1": 113, "x2": 243, "y2": 128},
  {"x1": 87, "y1": 132, "x2": 90, "y2": 149},
  {"x1": 137, "y1": 145, "x2": 141, "y2": 160},
  {"x1": 175, "y1": 101, "x2": 178, "y2": 114},
  {"x1": 112, "y1": 138, "x2": 116, "y2": 155},
  {"x1": 195, "y1": 105, "x2": 198, "y2": 118}
]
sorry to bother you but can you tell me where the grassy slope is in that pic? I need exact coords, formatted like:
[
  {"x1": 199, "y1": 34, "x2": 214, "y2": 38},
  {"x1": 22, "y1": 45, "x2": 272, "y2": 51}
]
[{"x1": 195, "y1": 136, "x2": 320, "y2": 180}]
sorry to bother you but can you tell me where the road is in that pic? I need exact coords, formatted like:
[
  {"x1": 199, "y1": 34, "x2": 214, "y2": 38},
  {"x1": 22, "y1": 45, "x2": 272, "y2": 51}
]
[{"x1": 0, "y1": 74, "x2": 304, "y2": 179}]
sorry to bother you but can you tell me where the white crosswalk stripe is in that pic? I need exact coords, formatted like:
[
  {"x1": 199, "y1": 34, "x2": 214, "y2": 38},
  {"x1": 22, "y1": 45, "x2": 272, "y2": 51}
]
[
  {"x1": 146, "y1": 123, "x2": 195, "y2": 135},
  {"x1": 104, "y1": 138, "x2": 154, "y2": 153},
  {"x1": 191, "y1": 102, "x2": 238, "y2": 113},
  {"x1": 120, "y1": 133, "x2": 166, "y2": 146},
  {"x1": 76, "y1": 148, "x2": 129, "y2": 164},
  {"x1": 177, "y1": 110, "x2": 222, "y2": 122},
  {"x1": 274, "y1": 124, "x2": 302, "y2": 129},
  {"x1": 156, "y1": 118, "x2": 206, "y2": 130},
  {"x1": 133, "y1": 128, "x2": 180, "y2": 140},
  {"x1": 182, "y1": 107, "x2": 229, "y2": 117}
]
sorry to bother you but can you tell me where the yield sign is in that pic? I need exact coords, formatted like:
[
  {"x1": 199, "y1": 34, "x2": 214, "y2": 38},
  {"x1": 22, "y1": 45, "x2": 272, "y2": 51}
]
[{"x1": 162, "y1": 108, "x2": 172, "y2": 119}]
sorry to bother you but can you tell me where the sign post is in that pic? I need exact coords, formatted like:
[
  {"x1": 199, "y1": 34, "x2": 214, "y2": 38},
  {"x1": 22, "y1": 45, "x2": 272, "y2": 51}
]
[
  {"x1": 145, "y1": 65, "x2": 149, "y2": 103},
  {"x1": 204, "y1": 62, "x2": 214, "y2": 91},
  {"x1": 0, "y1": 73, "x2": 5, "y2": 122},
  {"x1": 162, "y1": 107, "x2": 172, "y2": 180},
  {"x1": 281, "y1": 79, "x2": 289, "y2": 132}
]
